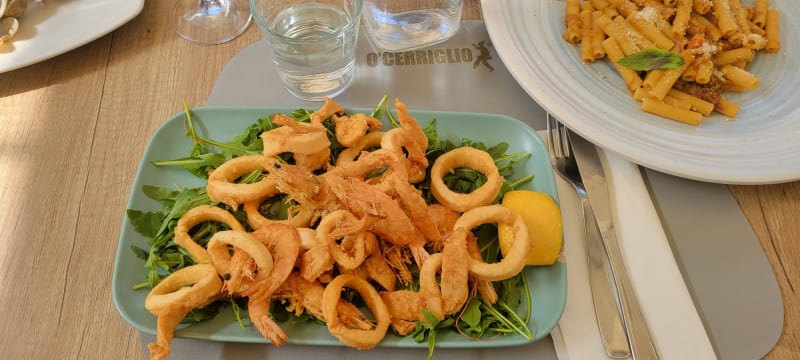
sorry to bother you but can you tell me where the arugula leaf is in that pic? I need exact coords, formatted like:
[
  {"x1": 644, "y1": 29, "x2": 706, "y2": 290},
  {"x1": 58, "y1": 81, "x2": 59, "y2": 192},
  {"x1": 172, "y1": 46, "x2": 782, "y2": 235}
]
[
  {"x1": 617, "y1": 49, "x2": 684, "y2": 71},
  {"x1": 126, "y1": 209, "x2": 164, "y2": 238},
  {"x1": 410, "y1": 310, "x2": 455, "y2": 360}
]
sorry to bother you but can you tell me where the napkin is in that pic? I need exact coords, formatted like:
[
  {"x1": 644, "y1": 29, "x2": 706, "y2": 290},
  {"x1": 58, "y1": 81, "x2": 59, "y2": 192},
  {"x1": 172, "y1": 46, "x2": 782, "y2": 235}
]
[{"x1": 549, "y1": 143, "x2": 718, "y2": 360}]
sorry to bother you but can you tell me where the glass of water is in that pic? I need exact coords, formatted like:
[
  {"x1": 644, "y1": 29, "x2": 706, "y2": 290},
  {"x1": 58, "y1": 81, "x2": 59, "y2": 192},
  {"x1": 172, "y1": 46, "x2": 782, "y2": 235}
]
[
  {"x1": 361, "y1": 0, "x2": 463, "y2": 52},
  {"x1": 250, "y1": 0, "x2": 363, "y2": 101}
]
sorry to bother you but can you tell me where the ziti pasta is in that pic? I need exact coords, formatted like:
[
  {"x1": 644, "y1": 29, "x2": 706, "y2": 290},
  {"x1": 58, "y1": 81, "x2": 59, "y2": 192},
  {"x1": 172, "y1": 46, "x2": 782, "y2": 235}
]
[{"x1": 561, "y1": 0, "x2": 781, "y2": 126}]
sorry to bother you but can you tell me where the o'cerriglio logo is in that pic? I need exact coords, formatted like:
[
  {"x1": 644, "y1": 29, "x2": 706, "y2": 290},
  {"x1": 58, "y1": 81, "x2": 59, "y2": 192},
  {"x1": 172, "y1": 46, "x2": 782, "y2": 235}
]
[{"x1": 365, "y1": 40, "x2": 495, "y2": 72}]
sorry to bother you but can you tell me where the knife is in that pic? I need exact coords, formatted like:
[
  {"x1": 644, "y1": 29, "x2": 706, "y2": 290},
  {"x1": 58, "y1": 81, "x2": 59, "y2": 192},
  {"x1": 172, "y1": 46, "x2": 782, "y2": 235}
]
[
  {"x1": 583, "y1": 196, "x2": 631, "y2": 359},
  {"x1": 568, "y1": 130, "x2": 660, "y2": 360}
]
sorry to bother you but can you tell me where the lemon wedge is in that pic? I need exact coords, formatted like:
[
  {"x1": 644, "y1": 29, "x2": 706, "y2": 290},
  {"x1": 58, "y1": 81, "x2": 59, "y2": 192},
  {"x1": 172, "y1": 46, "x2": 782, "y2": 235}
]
[{"x1": 498, "y1": 190, "x2": 563, "y2": 266}]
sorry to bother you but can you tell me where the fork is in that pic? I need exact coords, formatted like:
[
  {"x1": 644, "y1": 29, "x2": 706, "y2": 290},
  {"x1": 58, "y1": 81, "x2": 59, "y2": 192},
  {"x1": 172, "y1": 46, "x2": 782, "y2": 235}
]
[{"x1": 546, "y1": 114, "x2": 631, "y2": 359}]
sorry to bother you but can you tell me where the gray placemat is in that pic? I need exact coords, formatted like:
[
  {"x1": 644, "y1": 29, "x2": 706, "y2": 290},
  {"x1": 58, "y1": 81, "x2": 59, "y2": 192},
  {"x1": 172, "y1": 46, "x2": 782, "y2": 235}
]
[
  {"x1": 643, "y1": 169, "x2": 783, "y2": 360},
  {"x1": 189, "y1": 20, "x2": 782, "y2": 359}
]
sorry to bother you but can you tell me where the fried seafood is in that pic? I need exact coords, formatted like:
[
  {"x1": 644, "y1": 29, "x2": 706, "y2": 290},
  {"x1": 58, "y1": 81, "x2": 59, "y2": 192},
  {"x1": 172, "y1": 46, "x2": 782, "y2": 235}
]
[
  {"x1": 245, "y1": 224, "x2": 302, "y2": 345},
  {"x1": 274, "y1": 272, "x2": 373, "y2": 330},
  {"x1": 332, "y1": 112, "x2": 382, "y2": 147},
  {"x1": 336, "y1": 131, "x2": 384, "y2": 164},
  {"x1": 381, "y1": 127, "x2": 429, "y2": 183},
  {"x1": 262, "y1": 114, "x2": 330, "y2": 157},
  {"x1": 316, "y1": 209, "x2": 371, "y2": 270},
  {"x1": 243, "y1": 191, "x2": 314, "y2": 229},
  {"x1": 430, "y1": 146, "x2": 503, "y2": 213},
  {"x1": 323, "y1": 174, "x2": 422, "y2": 247},
  {"x1": 380, "y1": 290, "x2": 429, "y2": 335},
  {"x1": 206, "y1": 230, "x2": 273, "y2": 295},
  {"x1": 310, "y1": 97, "x2": 345, "y2": 126},
  {"x1": 141, "y1": 97, "x2": 540, "y2": 357},
  {"x1": 144, "y1": 264, "x2": 223, "y2": 360},
  {"x1": 456, "y1": 205, "x2": 532, "y2": 281},
  {"x1": 206, "y1": 154, "x2": 277, "y2": 209},
  {"x1": 173, "y1": 205, "x2": 245, "y2": 264},
  {"x1": 440, "y1": 229, "x2": 470, "y2": 315},
  {"x1": 322, "y1": 274, "x2": 391, "y2": 349}
]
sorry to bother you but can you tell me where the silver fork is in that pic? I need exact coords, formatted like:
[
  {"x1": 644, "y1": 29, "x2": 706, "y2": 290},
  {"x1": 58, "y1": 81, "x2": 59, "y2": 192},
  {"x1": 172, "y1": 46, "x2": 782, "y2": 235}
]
[{"x1": 546, "y1": 113, "x2": 631, "y2": 359}]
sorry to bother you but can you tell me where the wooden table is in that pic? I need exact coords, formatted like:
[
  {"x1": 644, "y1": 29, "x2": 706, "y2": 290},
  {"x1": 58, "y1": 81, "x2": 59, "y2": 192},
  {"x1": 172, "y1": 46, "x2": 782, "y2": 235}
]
[{"x1": 0, "y1": 1, "x2": 796, "y2": 359}]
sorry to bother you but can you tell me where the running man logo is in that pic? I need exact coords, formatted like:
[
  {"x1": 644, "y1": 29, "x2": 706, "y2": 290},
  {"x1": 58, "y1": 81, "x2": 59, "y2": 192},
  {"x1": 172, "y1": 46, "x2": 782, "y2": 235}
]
[{"x1": 364, "y1": 40, "x2": 495, "y2": 72}]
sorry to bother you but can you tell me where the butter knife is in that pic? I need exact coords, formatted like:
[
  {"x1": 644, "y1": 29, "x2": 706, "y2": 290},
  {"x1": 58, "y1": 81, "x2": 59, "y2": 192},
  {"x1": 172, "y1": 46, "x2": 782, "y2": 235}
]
[
  {"x1": 568, "y1": 130, "x2": 660, "y2": 360},
  {"x1": 584, "y1": 197, "x2": 631, "y2": 358}
]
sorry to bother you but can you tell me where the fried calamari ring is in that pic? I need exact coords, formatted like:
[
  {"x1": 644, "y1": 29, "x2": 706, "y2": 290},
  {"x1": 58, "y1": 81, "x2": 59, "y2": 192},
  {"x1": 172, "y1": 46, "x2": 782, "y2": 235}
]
[
  {"x1": 145, "y1": 263, "x2": 223, "y2": 314},
  {"x1": 316, "y1": 209, "x2": 369, "y2": 270},
  {"x1": 243, "y1": 192, "x2": 314, "y2": 230},
  {"x1": 144, "y1": 264, "x2": 222, "y2": 360},
  {"x1": 174, "y1": 205, "x2": 245, "y2": 263},
  {"x1": 207, "y1": 154, "x2": 278, "y2": 209},
  {"x1": 206, "y1": 230, "x2": 274, "y2": 294},
  {"x1": 455, "y1": 205, "x2": 531, "y2": 281},
  {"x1": 336, "y1": 131, "x2": 384, "y2": 165},
  {"x1": 381, "y1": 127, "x2": 428, "y2": 183},
  {"x1": 322, "y1": 274, "x2": 391, "y2": 349},
  {"x1": 430, "y1": 147, "x2": 503, "y2": 213},
  {"x1": 262, "y1": 114, "x2": 330, "y2": 157}
]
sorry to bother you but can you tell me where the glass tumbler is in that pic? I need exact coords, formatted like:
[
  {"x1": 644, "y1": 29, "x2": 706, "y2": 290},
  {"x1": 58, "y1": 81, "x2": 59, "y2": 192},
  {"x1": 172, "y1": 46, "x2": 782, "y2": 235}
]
[
  {"x1": 250, "y1": 0, "x2": 363, "y2": 101},
  {"x1": 361, "y1": 0, "x2": 463, "y2": 52}
]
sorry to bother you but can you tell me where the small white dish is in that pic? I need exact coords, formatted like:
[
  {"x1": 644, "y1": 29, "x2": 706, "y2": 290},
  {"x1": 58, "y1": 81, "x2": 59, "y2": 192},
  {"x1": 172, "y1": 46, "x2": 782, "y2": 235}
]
[{"x1": 0, "y1": 0, "x2": 144, "y2": 73}]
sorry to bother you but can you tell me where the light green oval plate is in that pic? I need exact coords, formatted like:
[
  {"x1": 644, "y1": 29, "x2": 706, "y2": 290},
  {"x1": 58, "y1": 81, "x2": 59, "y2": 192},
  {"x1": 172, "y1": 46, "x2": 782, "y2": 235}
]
[{"x1": 112, "y1": 106, "x2": 567, "y2": 348}]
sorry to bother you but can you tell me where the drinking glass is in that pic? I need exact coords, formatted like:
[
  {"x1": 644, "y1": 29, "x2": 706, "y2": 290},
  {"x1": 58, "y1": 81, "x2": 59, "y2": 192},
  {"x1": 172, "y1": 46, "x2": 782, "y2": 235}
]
[
  {"x1": 174, "y1": 0, "x2": 252, "y2": 45},
  {"x1": 250, "y1": 0, "x2": 363, "y2": 101},
  {"x1": 362, "y1": 0, "x2": 463, "y2": 52}
]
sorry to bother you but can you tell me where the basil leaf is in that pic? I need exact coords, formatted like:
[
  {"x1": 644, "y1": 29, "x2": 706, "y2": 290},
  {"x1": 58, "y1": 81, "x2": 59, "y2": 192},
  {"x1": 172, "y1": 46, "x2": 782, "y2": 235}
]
[{"x1": 617, "y1": 49, "x2": 684, "y2": 71}]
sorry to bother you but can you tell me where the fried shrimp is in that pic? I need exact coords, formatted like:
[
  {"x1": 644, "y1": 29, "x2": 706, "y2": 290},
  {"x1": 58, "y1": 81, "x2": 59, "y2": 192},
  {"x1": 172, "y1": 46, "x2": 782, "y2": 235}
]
[
  {"x1": 206, "y1": 154, "x2": 278, "y2": 209},
  {"x1": 455, "y1": 205, "x2": 532, "y2": 281},
  {"x1": 244, "y1": 223, "x2": 302, "y2": 346},
  {"x1": 206, "y1": 230, "x2": 273, "y2": 295},
  {"x1": 144, "y1": 264, "x2": 222, "y2": 360},
  {"x1": 322, "y1": 274, "x2": 391, "y2": 349},
  {"x1": 393, "y1": 98, "x2": 428, "y2": 151},
  {"x1": 430, "y1": 147, "x2": 503, "y2": 212},
  {"x1": 324, "y1": 174, "x2": 421, "y2": 247},
  {"x1": 440, "y1": 228, "x2": 470, "y2": 315},
  {"x1": 333, "y1": 112, "x2": 382, "y2": 148},
  {"x1": 173, "y1": 205, "x2": 245, "y2": 264}
]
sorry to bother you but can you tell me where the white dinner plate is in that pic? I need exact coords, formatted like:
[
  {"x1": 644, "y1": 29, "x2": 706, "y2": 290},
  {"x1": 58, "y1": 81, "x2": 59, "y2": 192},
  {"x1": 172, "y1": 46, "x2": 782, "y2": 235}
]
[
  {"x1": 0, "y1": 0, "x2": 144, "y2": 73},
  {"x1": 482, "y1": 0, "x2": 800, "y2": 185}
]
